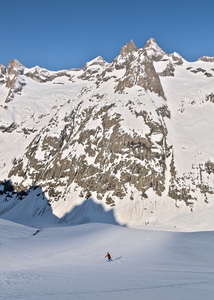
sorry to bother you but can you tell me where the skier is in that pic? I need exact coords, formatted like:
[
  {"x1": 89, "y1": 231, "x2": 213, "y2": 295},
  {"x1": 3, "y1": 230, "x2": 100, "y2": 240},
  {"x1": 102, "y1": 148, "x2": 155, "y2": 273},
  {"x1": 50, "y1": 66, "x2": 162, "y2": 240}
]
[{"x1": 105, "y1": 252, "x2": 112, "y2": 262}]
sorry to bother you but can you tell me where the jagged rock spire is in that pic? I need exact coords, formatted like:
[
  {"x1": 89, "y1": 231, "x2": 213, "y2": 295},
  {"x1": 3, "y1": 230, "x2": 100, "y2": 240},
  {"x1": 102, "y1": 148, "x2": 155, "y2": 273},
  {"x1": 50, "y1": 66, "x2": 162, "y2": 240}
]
[
  {"x1": 119, "y1": 40, "x2": 138, "y2": 57},
  {"x1": 5, "y1": 59, "x2": 26, "y2": 102},
  {"x1": 144, "y1": 38, "x2": 159, "y2": 48},
  {"x1": 143, "y1": 38, "x2": 166, "y2": 61},
  {"x1": 7, "y1": 59, "x2": 25, "y2": 75}
]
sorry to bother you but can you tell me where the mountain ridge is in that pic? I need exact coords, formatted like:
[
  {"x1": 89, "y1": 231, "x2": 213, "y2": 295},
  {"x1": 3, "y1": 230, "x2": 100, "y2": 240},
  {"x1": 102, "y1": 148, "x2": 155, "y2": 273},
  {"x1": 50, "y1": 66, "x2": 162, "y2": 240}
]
[{"x1": 1, "y1": 38, "x2": 214, "y2": 228}]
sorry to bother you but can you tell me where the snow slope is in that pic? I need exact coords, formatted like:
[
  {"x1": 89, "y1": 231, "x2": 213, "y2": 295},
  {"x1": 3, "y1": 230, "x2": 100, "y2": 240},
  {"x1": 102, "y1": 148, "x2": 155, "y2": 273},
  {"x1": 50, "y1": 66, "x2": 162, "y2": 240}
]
[{"x1": 1, "y1": 219, "x2": 214, "y2": 300}]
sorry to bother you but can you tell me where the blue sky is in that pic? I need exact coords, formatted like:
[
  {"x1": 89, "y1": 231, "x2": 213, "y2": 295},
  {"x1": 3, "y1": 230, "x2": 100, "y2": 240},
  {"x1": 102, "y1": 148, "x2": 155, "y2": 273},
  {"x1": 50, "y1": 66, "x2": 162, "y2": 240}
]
[{"x1": 1, "y1": 0, "x2": 214, "y2": 70}]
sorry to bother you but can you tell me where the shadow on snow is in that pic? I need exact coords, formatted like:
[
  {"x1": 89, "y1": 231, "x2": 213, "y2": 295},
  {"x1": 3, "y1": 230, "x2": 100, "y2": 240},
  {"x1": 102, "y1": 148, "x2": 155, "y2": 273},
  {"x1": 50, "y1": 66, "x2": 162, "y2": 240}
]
[{"x1": 0, "y1": 180, "x2": 122, "y2": 227}]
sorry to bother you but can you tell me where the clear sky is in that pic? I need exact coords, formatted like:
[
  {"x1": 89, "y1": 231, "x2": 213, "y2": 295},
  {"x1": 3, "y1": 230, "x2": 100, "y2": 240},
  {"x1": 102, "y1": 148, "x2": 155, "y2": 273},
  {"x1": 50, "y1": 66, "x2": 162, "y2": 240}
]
[{"x1": 1, "y1": 0, "x2": 214, "y2": 70}]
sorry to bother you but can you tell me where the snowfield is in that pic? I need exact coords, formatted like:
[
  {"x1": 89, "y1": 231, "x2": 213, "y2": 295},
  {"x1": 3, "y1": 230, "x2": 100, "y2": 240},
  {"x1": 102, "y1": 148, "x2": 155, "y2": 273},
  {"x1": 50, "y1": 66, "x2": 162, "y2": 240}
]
[{"x1": 1, "y1": 219, "x2": 214, "y2": 300}]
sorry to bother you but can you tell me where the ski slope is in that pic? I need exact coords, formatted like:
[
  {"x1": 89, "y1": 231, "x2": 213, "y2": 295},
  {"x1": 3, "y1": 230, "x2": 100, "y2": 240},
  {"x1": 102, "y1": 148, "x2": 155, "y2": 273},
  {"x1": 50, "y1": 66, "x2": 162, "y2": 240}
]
[{"x1": 1, "y1": 219, "x2": 214, "y2": 300}]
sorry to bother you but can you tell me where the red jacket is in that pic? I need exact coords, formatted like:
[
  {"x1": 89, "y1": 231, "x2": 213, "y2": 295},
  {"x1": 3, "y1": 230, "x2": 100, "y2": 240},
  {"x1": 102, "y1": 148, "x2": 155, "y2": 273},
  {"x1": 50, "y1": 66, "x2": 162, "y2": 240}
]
[{"x1": 105, "y1": 253, "x2": 111, "y2": 259}]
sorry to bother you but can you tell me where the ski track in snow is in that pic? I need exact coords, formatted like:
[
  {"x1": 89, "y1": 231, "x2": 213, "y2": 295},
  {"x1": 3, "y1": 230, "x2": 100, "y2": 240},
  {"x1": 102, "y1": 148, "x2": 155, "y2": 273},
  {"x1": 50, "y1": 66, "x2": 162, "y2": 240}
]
[{"x1": 0, "y1": 220, "x2": 214, "y2": 300}]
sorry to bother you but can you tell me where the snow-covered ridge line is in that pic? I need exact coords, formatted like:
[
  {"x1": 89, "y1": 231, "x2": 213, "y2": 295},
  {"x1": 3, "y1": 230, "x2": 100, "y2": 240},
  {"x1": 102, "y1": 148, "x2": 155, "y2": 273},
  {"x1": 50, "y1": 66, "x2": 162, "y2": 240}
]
[{"x1": 1, "y1": 38, "x2": 214, "y2": 229}]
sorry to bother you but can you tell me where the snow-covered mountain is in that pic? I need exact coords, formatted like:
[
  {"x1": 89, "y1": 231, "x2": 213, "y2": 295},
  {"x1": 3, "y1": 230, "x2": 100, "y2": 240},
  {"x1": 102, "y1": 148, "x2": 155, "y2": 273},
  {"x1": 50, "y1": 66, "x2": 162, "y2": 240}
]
[{"x1": 1, "y1": 38, "x2": 214, "y2": 228}]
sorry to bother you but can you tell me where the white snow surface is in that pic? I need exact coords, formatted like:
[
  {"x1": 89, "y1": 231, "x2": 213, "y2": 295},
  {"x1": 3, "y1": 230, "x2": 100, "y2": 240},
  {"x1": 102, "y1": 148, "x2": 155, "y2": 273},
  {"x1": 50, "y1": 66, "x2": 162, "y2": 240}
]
[{"x1": 1, "y1": 219, "x2": 214, "y2": 300}]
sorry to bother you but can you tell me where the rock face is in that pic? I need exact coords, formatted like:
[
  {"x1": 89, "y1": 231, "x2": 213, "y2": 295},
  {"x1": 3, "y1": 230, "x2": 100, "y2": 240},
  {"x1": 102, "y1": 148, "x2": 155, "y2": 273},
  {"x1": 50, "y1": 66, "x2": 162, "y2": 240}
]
[{"x1": 1, "y1": 38, "x2": 214, "y2": 226}]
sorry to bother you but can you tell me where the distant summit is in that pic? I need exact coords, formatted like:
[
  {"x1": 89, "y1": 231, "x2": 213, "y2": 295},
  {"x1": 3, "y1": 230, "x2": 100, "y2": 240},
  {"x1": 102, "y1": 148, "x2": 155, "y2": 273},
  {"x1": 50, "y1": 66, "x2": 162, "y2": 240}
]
[
  {"x1": 119, "y1": 40, "x2": 138, "y2": 56},
  {"x1": 197, "y1": 56, "x2": 214, "y2": 63}
]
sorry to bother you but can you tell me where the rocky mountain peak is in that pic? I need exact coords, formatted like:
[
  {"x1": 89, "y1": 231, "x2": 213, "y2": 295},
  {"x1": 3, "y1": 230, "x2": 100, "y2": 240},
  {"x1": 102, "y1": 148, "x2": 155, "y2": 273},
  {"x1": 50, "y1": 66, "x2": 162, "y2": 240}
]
[
  {"x1": 7, "y1": 59, "x2": 25, "y2": 75},
  {"x1": 197, "y1": 56, "x2": 214, "y2": 63},
  {"x1": 169, "y1": 52, "x2": 183, "y2": 65},
  {"x1": 143, "y1": 38, "x2": 166, "y2": 61},
  {"x1": 0, "y1": 63, "x2": 6, "y2": 74},
  {"x1": 112, "y1": 39, "x2": 166, "y2": 98},
  {"x1": 0, "y1": 63, "x2": 6, "y2": 84},
  {"x1": 83, "y1": 56, "x2": 107, "y2": 71},
  {"x1": 5, "y1": 59, "x2": 26, "y2": 102},
  {"x1": 89, "y1": 56, "x2": 107, "y2": 66},
  {"x1": 119, "y1": 40, "x2": 138, "y2": 57},
  {"x1": 144, "y1": 38, "x2": 158, "y2": 47}
]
